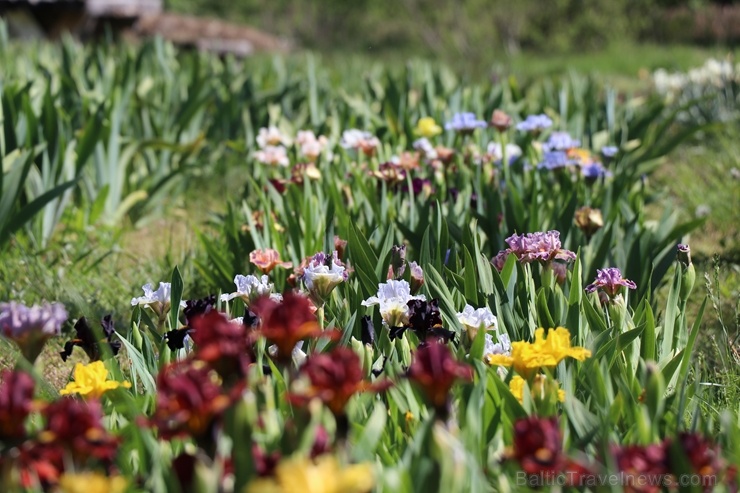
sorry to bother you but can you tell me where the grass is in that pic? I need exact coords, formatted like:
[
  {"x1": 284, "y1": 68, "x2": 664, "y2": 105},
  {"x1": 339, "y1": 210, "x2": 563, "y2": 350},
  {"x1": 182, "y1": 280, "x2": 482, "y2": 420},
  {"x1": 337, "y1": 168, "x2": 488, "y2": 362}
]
[{"x1": 313, "y1": 41, "x2": 740, "y2": 93}]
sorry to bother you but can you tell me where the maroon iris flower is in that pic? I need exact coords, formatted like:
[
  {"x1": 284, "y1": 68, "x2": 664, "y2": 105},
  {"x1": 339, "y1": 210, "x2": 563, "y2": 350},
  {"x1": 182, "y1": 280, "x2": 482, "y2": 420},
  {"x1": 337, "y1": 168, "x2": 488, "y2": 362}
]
[
  {"x1": 288, "y1": 347, "x2": 391, "y2": 416},
  {"x1": 611, "y1": 443, "x2": 668, "y2": 493},
  {"x1": 407, "y1": 341, "x2": 472, "y2": 418},
  {"x1": 251, "y1": 291, "x2": 330, "y2": 363},
  {"x1": 190, "y1": 311, "x2": 252, "y2": 381},
  {"x1": 0, "y1": 369, "x2": 35, "y2": 441},
  {"x1": 669, "y1": 432, "x2": 721, "y2": 492},
  {"x1": 513, "y1": 416, "x2": 565, "y2": 476},
  {"x1": 39, "y1": 398, "x2": 119, "y2": 463},
  {"x1": 151, "y1": 361, "x2": 240, "y2": 442}
]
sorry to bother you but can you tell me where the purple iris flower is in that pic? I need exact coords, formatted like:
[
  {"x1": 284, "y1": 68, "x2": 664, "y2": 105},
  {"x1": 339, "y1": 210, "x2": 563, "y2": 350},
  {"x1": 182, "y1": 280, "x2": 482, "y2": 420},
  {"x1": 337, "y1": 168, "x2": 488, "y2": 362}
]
[
  {"x1": 581, "y1": 162, "x2": 611, "y2": 180},
  {"x1": 543, "y1": 131, "x2": 580, "y2": 151},
  {"x1": 516, "y1": 114, "x2": 553, "y2": 132},
  {"x1": 585, "y1": 268, "x2": 636, "y2": 298},
  {"x1": 601, "y1": 146, "x2": 618, "y2": 158},
  {"x1": 503, "y1": 230, "x2": 576, "y2": 264},
  {"x1": 537, "y1": 151, "x2": 570, "y2": 170},
  {"x1": 444, "y1": 112, "x2": 487, "y2": 133}
]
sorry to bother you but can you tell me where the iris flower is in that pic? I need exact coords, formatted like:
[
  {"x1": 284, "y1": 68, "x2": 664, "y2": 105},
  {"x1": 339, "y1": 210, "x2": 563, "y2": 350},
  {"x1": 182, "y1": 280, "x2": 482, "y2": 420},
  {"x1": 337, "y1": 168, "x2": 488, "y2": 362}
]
[
  {"x1": 508, "y1": 374, "x2": 565, "y2": 403},
  {"x1": 0, "y1": 301, "x2": 68, "y2": 362},
  {"x1": 245, "y1": 455, "x2": 374, "y2": 493},
  {"x1": 250, "y1": 248, "x2": 293, "y2": 275},
  {"x1": 59, "y1": 473, "x2": 127, "y2": 493},
  {"x1": 414, "y1": 117, "x2": 442, "y2": 138},
  {"x1": 456, "y1": 304, "x2": 497, "y2": 340},
  {"x1": 485, "y1": 327, "x2": 591, "y2": 379},
  {"x1": 361, "y1": 279, "x2": 425, "y2": 327},
  {"x1": 585, "y1": 268, "x2": 636, "y2": 298},
  {"x1": 59, "y1": 361, "x2": 131, "y2": 399}
]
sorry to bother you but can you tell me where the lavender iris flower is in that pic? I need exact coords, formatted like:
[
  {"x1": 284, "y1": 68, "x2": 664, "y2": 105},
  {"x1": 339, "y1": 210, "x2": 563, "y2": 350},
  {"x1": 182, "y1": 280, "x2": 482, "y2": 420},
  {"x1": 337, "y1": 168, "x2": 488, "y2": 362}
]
[
  {"x1": 585, "y1": 268, "x2": 636, "y2": 298},
  {"x1": 494, "y1": 230, "x2": 576, "y2": 265},
  {"x1": 543, "y1": 131, "x2": 580, "y2": 151},
  {"x1": 537, "y1": 151, "x2": 570, "y2": 170},
  {"x1": 601, "y1": 146, "x2": 619, "y2": 158},
  {"x1": 0, "y1": 301, "x2": 68, "y2": 362},
  {"x1": 516, "y1": 114, "x2": 553, "y2": 132},
  {"x1": 445, "y1": 112, "x2": 487, "y2": 133},
  {"x1": 581, "y1": 163, "x2": 611, "y2": 180}
]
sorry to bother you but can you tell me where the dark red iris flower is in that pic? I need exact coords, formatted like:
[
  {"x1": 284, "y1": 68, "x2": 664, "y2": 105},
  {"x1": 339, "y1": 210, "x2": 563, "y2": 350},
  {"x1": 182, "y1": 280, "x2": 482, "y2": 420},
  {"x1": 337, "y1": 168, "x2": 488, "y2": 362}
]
[
  {"x1": 190, "y1": 311, "x2": 252, "y2": 380},
  {"x1": 288, "y1": 347, "x2": 391, "y2": 416},
  {"x1": 251, "y1": 291, "x2": 330, "y2": 363},
  {"x1": 253, "y1": 444, "x2": 282, "y2": 477},
  {"x1": 151, "y1": 361, "x2": 240, "y2": 441},
  {"x1": 15, "y1": 397, "x2": 119, "y2": 488},
  {"x1": 39, "y1": 397, "x2": 119, "y2": 463},
  {"x1": 16, "y1": 441, "x2": 64, "y2": 489},
  {"x1": 513, "y1": 416, "x2": 565, "y2": 476},
  {"x1": 611, "y1": 443, "x2": 668, "y2": 493},
  {"x1": 669, "y1": 432, "x2": 721, "y2": 492},
  {"x1": 407, "y1": 341, "x2": 472, "y2": 417},
  {"x1": 0, "y1": 369, "x2": 35, "y2": 441}
]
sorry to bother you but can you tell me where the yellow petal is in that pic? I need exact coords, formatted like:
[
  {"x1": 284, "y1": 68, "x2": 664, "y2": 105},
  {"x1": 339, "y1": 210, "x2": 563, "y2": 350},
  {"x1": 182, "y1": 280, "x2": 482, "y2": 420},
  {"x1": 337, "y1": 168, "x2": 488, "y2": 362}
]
[
  {"x1": 508, "y1": 375, "x2": 525, "y2": 402},
  {"x1": 485, "y1": 354, "x2": 514, "y2": 367},
  {"x1": 337, "y1": 463, "x2": 375, "y2": 493}
]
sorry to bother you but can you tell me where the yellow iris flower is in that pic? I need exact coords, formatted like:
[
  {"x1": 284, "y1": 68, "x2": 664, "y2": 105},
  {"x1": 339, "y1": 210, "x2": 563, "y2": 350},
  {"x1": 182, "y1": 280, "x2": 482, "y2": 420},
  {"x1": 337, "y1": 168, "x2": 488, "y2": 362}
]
[
  {"x1": 509, "y1": 374, "x2": 566, "y2": 403},
  {"x1": 414, "y1": 117, "x2": 442, "y2": 138},
  {"x1": 59, "y1": 361, "x2": 131, "y2": 399},
  {"x1": 244, "y1": 455, "x2": 374, "y2": 493},
  {"x1": 486, "y1": 327, "x2": 591, "y2": 378},
  {"x1": 59, "y1": 472, "x2": 127, "y2": 493}
]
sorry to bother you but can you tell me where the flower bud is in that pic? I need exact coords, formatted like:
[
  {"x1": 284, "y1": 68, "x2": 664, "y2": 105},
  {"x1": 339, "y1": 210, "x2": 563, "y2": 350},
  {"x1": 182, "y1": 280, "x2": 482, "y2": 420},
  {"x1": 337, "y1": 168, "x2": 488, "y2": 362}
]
[
  {"x1": 396, "y1": 334, "x2": 412, "y2": 367},
  {"x1": 361, "y1": 315, "x2": 376, "y2": 347},
  {"x1": 334, "y1": 236, "x2": 348, "y2": 261},
  {"x1": 574, "y1": 206, "x2": 604, "y2": 240},
  {"x1": 490, "y1": 110, "x2": 512, "y2": 132},
  {"x1": 677, "y1": 244, "x2": 695, "y2": 304},
  {"x1": 644, "y1": 361, "x2": 665, "y2": 421},
  {"x1": 388, "y1": 245, "x2": 407, "y2": 280},
  {"x1": 350, "y1": 336, "x2": 375, "y2": 374},
  {"x1": 409, "y1": 261, "x2": 424, "y2": 295}
]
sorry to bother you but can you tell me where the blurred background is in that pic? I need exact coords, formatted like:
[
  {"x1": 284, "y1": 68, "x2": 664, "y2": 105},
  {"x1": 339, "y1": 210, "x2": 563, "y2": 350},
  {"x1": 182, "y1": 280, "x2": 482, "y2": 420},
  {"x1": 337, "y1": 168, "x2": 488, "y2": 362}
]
[{"x1": 1, "y1": 0, "x2": 739, "y2": 72}]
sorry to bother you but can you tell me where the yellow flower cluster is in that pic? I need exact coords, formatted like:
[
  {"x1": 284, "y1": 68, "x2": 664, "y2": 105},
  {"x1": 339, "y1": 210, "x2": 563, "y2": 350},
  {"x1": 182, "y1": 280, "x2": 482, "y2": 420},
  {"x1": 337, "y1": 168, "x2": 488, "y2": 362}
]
[
  {"x1": 245, "y1": 455, "x2": 374, "y2": 493},
  {"x1": 414, "y1": 117, "x2": 442, "y2": 138},
  {"x1": 59, "y1": 472, "x2": 127, "y2": 493},
  {"x1": 485, "y1": 327, "x2": 591, "y2": 378},
  {"x1": 59, "y1": 361, "x2": 131, "y2": 399},
  {"x1": 509, "y1": 374, "x2": 565, "y2": 403}
]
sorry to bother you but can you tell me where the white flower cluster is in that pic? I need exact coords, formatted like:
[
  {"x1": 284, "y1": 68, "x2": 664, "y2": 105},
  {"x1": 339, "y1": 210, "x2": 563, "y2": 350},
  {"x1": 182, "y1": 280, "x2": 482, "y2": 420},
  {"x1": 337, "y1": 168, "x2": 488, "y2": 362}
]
[
  {"x1": 653, "y1": 59, "x2": 739, "y2": 96},
  {"x1": 295, "y1": 130, "x2": 330, "y2": 162},
  {"x1": 221, "y1": 274, "x2": 281, "y2": 303},
  {"x1": 340, "y1": 129, "x2": 380, "y2": 154},
  {"x1": 456, "y1": 304, "x2": 511, "y2": 358},
  {"x1": 131, "y1": 282, "x2": 187, "y2": 310},
  {"x1": 254, "y1": 127, "x2": 331, "y2": 167},
  {"x1": 301, "y1": 254, "x2": 347, "y2": 291},
  {"x1": 486, "y1": 142, "x2": 522, "y2": 164}
]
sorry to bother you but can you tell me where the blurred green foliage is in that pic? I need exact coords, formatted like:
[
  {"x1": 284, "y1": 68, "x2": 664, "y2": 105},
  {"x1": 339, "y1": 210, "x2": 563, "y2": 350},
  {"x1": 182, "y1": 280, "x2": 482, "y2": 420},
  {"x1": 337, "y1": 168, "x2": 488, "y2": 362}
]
[{"x1": 166, "y1": 0, "x2": 729, "y2": 60}]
